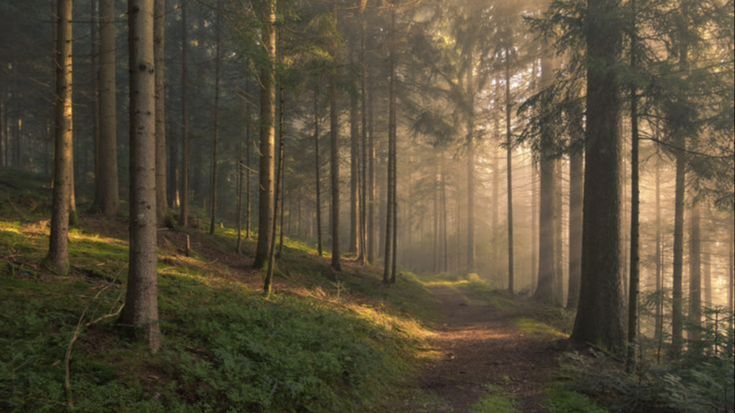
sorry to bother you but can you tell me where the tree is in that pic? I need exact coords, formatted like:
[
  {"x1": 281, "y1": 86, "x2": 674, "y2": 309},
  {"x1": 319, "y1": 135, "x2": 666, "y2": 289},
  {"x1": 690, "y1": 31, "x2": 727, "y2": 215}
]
[
  {"x1": 120, "y1": 0, "x2": 161, "y2": 352},
  {"x1": 329, "y1": 63, "x2": 341, "y2": 272},
  {"x1": 95, "y1": 0, "x2": 119, "y2": 217},
  {"x1": 253, "y1": 0, "x2": 277, "y2": 269},
  {"x1": 208, "y1": 0, "x2": 223, "y2": 235},
  {"x1": 313, "y1": 83, "x2": 323, "y2": 257},
  {"x1": 178, "y1": 0, "x2": 190, "y2": 227},
  {"x1": 570, "y1": 0, "x2": 625, "y2": 352},
  {"x1": 155, "y1": 0, "x2": 167, "y2": 222},
  {"x1": 46, "y1": 0, "x2": 74, "y2": 275}
]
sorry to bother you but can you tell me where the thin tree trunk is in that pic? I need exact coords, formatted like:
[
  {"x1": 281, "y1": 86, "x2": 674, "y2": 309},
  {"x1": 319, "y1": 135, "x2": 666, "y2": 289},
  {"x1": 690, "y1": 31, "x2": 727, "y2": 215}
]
[
  {"x1": 367, "y1": 70, "x2": 376, "y2": 263},
  {"x1": 571, "y1": 0, "x2": 625, "y2": 351},
  {"x1": 313, "y1": 84, "x2": 323, "y2": 257},
  {"x1": 626, "y1": 9, "x2": 640, "y2": 369},
  {"x1": 47, "y1": 0, "x2": 74, "y2": 275},
  {"x1": 384, "y1": 7, "x2": 397, "y2": 283},
  {"x1": 178, "y1": 0, "x2": 189, "y2": 226},
  {"x1": 264, "y1": 92, "x2": 285, "y2": 297},
  {"x1": 349, "y1": 68, "x2": 360, "y2": 256},
  {"x1": 688, "y1": 203, "x2": 702, "y2": 346},
  {"x1": 154, "y1": 0, "x2": 167, "y2": 222},
  {"x1": 358, "y1": 1, "x2": 368, "y2": 264},
  {"x1": 121, "y1": 0, "x2": 161, "y2": 352},
  {"x1": 236, "y1": 137, "x2": 244, "y2": 253},
  {"x1": 276, "y1": 89, "x2": 286, "y2": 257},
  {"x1": 253, "y1": 0, "x2": 277, "y2": 269},
  {"x1": 504, "y1": 56, "x2": 514, "y2": 293},
  {"x1": 654, "y1": 145, "x2": 663, "y2": 345},
  {"x1": 671, "y1": 0, "x2": 691, "y2": 358},
  {"x1": 245, "y1": 82, "x2": 252, "y2": 240},
  {"x1": 567, "y1": 114, "x2": 583, "y2": 308},
  {"x1": 90, "y1": 0, "x2": 101, "y2": 211},
  {"x1": 208, "y1": 0, "x2": 223, "y2": 235},
  {"x1": 466, "y1": 50, "x2": 475, "y2": 274},
  {"x1": 329, "y1": 71, "x2": 341, "y2": 272}
]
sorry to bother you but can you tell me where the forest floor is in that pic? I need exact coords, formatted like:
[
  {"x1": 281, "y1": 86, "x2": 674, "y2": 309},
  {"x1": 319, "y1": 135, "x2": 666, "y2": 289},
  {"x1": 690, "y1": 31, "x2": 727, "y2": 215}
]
[
  {"x1": 0, "y1": 170, "x2": 604, "y2": 413},
  {"x1": 416, "y1": 284, "x2": 568, "y2": 412}
]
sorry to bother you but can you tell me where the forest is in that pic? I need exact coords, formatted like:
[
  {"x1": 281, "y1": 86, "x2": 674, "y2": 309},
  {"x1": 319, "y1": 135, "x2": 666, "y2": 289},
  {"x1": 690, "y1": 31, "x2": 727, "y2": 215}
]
[{"x1": 0, "y1": 0, "x2": 733, "y2": 412}]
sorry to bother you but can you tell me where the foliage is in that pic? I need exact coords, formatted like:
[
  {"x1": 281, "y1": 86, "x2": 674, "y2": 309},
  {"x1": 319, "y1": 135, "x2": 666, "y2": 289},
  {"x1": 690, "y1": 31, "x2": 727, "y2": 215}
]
[{"x1": 471, "y1": 385, "x2": 518, "y2": 413}]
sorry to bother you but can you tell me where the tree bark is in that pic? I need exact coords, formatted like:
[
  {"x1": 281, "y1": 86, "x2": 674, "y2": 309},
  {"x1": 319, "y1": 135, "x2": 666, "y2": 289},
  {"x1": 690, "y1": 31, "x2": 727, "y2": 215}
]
[
  {"x1": 688, "y1": 203, "x2": 702, "y2": 345},
  {"x1": 178, "y1": 0, "x2": 189, "y2": 226},
  {"x1": 313, "y1": 84, "x2": 323, "y2": 257},
  {"x1": 349, "y1": 70, "x2": 360, "y2": 256},
  {"x1": 534, "y1": 51, "x2": 556, "y2": 303},
  {"x1": 253, "y1": 0, "x2": 277, "y2": 269},
  {"x1": 329, "y1": 72, "x2": 341, "y2": 272},
  {"x1": 626, "y1": 10, "x2": 640, "y2": 369},
  {"x1": 47, "y1": 0, "x2": 74, "y2": 275},
  {"x1": 208, "y1": 0, "x2": 223, "y2": 235},
  {"x1": 567, "y1": 125, "x2": 583, "y2": 308},
  {"x1": 504, "y1": 54, "x2": 514, "y2": 293},
  {"x1": 121, "y1": 0, "x2": 161, "y2": 352},
  {"x1": 570, "y1": 0, "x2": 625, "y2": 352},
  {"x1": 154, "y1": 0, "x2": 167, "y2": 222}
]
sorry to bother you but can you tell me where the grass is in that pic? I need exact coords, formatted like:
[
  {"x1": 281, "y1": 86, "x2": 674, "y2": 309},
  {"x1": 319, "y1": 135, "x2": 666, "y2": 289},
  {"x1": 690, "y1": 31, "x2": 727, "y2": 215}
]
[
  {"x1": 0, "y1": 171, "x2": 438, "y2": 413},
  {"x1": 546, "y1": 387, "x2": 608, "y2": 413},
  {"x1": 471, "y1": 386, "x2": 518, "y2": 413}
]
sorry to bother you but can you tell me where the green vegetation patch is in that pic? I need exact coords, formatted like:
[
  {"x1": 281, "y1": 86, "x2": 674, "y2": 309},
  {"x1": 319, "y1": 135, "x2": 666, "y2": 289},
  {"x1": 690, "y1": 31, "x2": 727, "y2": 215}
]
[
  {"x1": 546, "y1": 387, "x2": 608, "y2": 413},
  {"x1": 471, "y1": 386, "x2": 518, "y2": 413}
]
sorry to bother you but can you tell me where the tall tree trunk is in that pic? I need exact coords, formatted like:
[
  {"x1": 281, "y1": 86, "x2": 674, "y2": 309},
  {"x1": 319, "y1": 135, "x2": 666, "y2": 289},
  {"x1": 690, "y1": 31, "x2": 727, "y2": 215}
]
[
  {"x1": 688, "y1": 203, "x2": 702, "y2": 346},
  {"x1": 567, "y1": 105, "x2": 584, "y2": 308},
  {"x1": 729, "y1": 210, "x2": 734, "y2": 338},
  {"x1": 178, "y1": 0, "x2": 189, "y2": 226},
  {"x1": 367, "y1": 70, "x2": 376, "y2": 263},
  {"x1": 671, "y1": 142, "x2": 686, "y2": 355},
  {"x1": 554, "y1": 160, "x2": 563, "y2": 304},
  {"x1": 313, "y1": 84, "x2": 323, "y2": 257},
  {"x1": 236, "y1": 134, "x2": 244, "y2": 253},
  {"x1": 47, "y1": 0, "x2": 74, "y2": 275},
  {"x1": 90, "y1": 0, "x2": 101, "y2": 211},
  {"x1": 208, "y1": 0, "x2": 222, "y2": 235},
  {"x1": 384, "y1": 6, "x2": 397, "y2": 283},
  {"x1": 349, "y1": 70, "x2": 360, "y2": 256},
  {"x1": 703, "y1": 240, "x2": 711, "y2": 307},
  {"x1": 504, "y1": 55, "x2": 514, "y2": 293},
  {"x1": 440, "y1": 157, "x2": 448, "y2": 273},
  {"x1": 533, "y1": 51, "x2": 556, "y2": 303},
  {"x1": 245, "y1": 81, "x2": 252, "y2": 240},
  {"x1": 654, "y1": 145, "x2": 663, "y2": 346},
  {"x1": 466, "y1": 68, "x2": 475, "y2": 273},
  {"x1": 264, "y1": 91, "x2": 286, "y2": 297},
  {"x1": 121, "y1": 0, "x2": 161, "y2": 352},
  {"x1": 571, "y1": 0, "x2": 625, "y2": 351},
  {"x1": 358, "y1": 0, "x2": 368, "y2": 264},
  {"x1": 253, "y1": 0, "x2": 277, "y2": 269},
  {"x1": 276, "y1": 88, "x2": 286, "y2": 257},
  {"x1": 626, "y1": 8, "x2": 640, "y2": 370},
  {"x1": 329, "y1": 72, "x2": 341, "y2": 272},
  {"x1": 154, "y1": 0, "x2": 167, "y2": 222}
]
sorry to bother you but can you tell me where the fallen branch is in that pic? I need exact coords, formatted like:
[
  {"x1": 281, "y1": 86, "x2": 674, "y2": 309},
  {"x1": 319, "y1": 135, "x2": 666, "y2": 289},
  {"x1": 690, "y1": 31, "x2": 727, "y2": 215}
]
[{"x1": 64, "y1": 284, "x2": 124, "y2": 410}]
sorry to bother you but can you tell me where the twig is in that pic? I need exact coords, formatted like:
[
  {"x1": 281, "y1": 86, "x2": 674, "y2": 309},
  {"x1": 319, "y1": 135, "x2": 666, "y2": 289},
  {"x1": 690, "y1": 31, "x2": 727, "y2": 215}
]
[{"x1": 64, "y1": 284, "x2": 123, "y2": 410}]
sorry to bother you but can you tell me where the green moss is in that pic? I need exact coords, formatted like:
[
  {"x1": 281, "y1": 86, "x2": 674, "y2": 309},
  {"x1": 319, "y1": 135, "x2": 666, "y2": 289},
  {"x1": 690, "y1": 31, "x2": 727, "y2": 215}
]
[
  {"x1": 471, "y1": 386, "x2": 518, "y2": 413},
  {"x1": 0, "y1": 202, "x2": 431, "y2": 413},
  {"x1": 515, "y1": 317, "x2": 567, "y2": 338},
  {"x1": 546, "y1": 387, "x2": 608, "y2": 413}
]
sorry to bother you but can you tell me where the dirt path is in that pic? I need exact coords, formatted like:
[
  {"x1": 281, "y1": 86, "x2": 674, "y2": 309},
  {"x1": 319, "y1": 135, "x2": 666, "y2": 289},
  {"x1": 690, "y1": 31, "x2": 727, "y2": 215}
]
[{"x1": 417, "y1": 286, "x2": 561, "y2": 412}]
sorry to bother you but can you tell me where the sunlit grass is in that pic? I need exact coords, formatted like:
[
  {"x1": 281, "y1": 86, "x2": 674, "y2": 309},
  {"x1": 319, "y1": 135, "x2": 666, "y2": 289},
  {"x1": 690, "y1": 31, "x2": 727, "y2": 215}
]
[
  {"x1": 471, "y1": 385, "x2": 518, "y2": 413},
  {"x1": 515, "y1": 317, "x2": 567, "y2": 339}
]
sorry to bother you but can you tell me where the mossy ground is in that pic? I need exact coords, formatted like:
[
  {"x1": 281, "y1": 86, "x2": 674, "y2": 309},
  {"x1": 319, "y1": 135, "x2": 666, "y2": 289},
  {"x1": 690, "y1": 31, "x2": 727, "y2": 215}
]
[{"x1": 0, "y1": 170, "x2": 440, "y2": 413}]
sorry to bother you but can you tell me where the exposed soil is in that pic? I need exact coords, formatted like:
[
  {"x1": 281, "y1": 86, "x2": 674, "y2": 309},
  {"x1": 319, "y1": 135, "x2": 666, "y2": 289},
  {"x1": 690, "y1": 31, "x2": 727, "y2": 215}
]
[{"x1": 417, "y1": 286, "x2": 563, "y2": 412}]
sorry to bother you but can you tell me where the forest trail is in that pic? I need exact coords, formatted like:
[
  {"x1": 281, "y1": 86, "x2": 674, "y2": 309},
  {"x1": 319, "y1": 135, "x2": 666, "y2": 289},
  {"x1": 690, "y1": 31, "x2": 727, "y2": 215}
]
[{"x1": 417, "y1": 285, "x2": 562, "y2": 412}]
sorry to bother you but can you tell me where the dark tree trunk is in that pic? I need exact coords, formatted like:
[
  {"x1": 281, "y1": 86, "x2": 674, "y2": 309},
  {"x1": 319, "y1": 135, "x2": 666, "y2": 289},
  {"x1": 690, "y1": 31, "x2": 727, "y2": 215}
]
[
  {"x1": 571, "y1": 0, "x2": 625, "y2": 352},
  {"x1": 313, "y1": 85, "x2": 323, "y2": 257},
  {"x1": 154, "y1": 0, "x2": 167, "y2": 222},
  {"x1": 688, "y1": 204, "x2": 702, "y2": 346},
  {"x1": 504, "y1": 55, "x2": 514, "y2": 293},
  {"x1": 178, "y1": 0, "x2": 189, "y2": 227},
  {"x1": 208, "y1": 0, "x2": 223, "y2": 235},
  {"x1": 329, "y1": 73, "x2": 341, "y2": 272}
]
